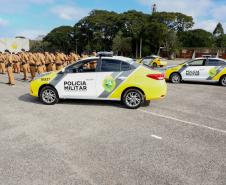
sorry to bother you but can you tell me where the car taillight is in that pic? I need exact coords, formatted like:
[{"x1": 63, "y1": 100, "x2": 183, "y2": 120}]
[{"x1": 146, "y1": 74, "x2": 165, "y2": 80}]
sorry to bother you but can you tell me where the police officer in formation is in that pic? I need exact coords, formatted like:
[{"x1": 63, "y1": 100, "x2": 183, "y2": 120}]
[{"x1": 0, "y1": 50, "x2": 87, "y2": 86}]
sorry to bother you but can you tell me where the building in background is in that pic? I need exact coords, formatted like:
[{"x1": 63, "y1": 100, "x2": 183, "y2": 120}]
[{"x1": 0, "y1": 37, "x2": 29, "y2": 53}]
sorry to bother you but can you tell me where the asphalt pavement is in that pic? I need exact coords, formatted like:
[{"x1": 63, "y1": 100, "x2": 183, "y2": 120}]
[{"x1": 0, "y1": 71, "x2": 226, "y2": 185}]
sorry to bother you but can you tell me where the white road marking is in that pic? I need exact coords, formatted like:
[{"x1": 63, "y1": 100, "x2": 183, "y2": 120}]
[
  {"x1": 139, "y1": 109, "x2": 226, "y2": 135},
  {"x1": 151, "y1": 135, "x2": 162, "y2": 140}
]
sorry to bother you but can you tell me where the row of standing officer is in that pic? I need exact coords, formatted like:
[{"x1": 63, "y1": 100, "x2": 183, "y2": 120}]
[{"x1": 0, "y1": 51, "x2": 89, "y2": 86}]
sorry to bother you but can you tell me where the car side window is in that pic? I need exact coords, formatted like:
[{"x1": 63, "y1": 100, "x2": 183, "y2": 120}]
[
  {"x1": 66, "y1": 59, "x2": 98, "y2": 73},
  {"x1": 101, "y1": 59, "x2": 121, "y2": 72},
  {"x1": 188, "y1": 59, "x2": 204, "y2": 66},
  {"x1": 206, "y1": 59, "x2": 226, "y2": 66},
  {"x1": 219, "y1": 61, "x2": 226, "y2": 66}
]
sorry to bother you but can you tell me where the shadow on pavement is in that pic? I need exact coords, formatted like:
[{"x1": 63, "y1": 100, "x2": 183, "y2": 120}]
[
  {"x1": 18, "y1": 94, "x2": 43, "y2": 105},
  {"x1": 0, "y1": 81, "x2": 7, "y2": 85},
  {"x1": 18, "y1": 93, "x2": 126, "y2": 108},
  {"x1": 58, "y1": 99, "x2": 124, "y2": 108},
  {"x1": 166, "y1": 81, "x2": 221, "y2": 87},
  {"x1": 19, "y1": 92, "x2": 151, "y2": 108}
]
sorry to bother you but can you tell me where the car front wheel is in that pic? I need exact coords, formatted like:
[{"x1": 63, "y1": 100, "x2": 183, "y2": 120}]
[
  {"x1": 122, "y1": 89, "x2": 144, "y2": 109},
  {"x1": 40, "y1": 86, "x2": 59, "y2": 105},
  {"x1": 170, "y1": 73, "x2": 181, "y2": 84},
  {"x1": 220, "y1": 75, "x2": 226, "y2": 86}
]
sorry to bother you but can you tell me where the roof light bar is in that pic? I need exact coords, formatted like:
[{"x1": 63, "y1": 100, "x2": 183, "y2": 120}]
[{"x1": 96, "y1": 51, "x2": 114, "y2": 57}]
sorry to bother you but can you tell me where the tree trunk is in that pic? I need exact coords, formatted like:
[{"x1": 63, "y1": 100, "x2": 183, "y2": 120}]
[
  {"x1": 136, "y1": 41, "x2": 138, "y2": 59},
  {"x1": 139, "y1": 37, "x2": 143, "y2": 58}
]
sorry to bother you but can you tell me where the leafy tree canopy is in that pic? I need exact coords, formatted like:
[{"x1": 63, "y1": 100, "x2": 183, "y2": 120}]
[
  {"x1": 213, "y1": 22, "x2": 224, "y2": 37},
  {"x1": 151, "y1": 12, "x2": 194, "y2": 32},
  {"x1": 178, "y1": 29, "x2": 214, "y2": 47}
]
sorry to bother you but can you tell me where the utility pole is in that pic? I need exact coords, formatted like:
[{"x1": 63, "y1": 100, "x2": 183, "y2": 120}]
[
  {"x1": 152, "y1": 4, "x2": 157, "y2": 14},
  {"x1": 75, "y1": 39, "x2": 78, "y2": 54}
]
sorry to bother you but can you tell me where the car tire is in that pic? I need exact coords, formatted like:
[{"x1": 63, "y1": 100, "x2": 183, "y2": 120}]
[
  {"x1": 219, "y1": 75, "x2": 226, "y2": 86},
  {"x1": 122, "y1": 89, "x2": 144, "y2": 109},
  {"x1": 153, "y1": 63, "x2": 157, "y2": 68},
  {"x1": 40, "y1": 86, "x2": 59, "y2": 105},
  {"x1": 170, "y1": 73, "x2": 181, "y2": 84}
]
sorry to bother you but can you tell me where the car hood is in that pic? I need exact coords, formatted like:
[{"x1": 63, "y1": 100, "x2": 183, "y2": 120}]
[
  {"x1": 165, "y1": 64, "x2": 178, "y2": 69},
  {"x1": 33, "y1": 71, "x2": 58, "y2": 81}
]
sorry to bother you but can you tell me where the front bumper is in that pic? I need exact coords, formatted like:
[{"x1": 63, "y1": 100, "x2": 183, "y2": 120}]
[{"x1": 30, "y1": 81, "x2": 40, "y2": 97}]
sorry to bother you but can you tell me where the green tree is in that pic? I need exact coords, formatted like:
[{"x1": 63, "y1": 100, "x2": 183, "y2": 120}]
[
  {"x1": 30, "y1": 40, "x2": 51, "y2": 52},
  {"x1": 120, "y1": 10, "x2": 149, "y2": 58},
  {"x1": 178, "y1": 29, "x2": 214, "y2": 47},
  {"x1": 213, "y1": 23, "x2": 224, "y2": 37},
  {"x1": 43, "y1": 26, "x2": 74, "y2": 53},
  {"x1": 214, "y1": 35, "x2": 226, "y2": 48},
  {"x1": 213, "y1": 23, "x2": 226, "y2": 48},
  {"x1": 74, "y1": 10, "x2": 120, "y2": 53},
  {"x1": 143, "y1": 22, "x2": 168, "y2": 55},
  {"x1": 112, "y1": 31, "x2": 132, "y2": 56},
  {"x1": 151, "y1": 12, "x2": 194, "y2": 32},
  {"x1": 38, "y1": 9, "x2": 200, "y2": 57},
  {"x1": 164, "y1": 30, "x2": 181, "y2": 59}
]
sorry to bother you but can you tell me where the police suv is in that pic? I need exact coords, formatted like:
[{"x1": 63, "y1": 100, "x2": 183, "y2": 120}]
[{"x1": 165, "y1": 57, "x2": 226, "y2": 86}]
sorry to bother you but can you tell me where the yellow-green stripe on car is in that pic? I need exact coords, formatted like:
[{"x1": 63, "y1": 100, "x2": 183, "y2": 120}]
[
  {"x1": 109, "y1": 66, "x2": 167, "y2": 100},
  {"x1": 165, "y1": 65, "x2": 184, "y2": 80},
  {"x1": 30, "y1": 72, "x2": 57, "y2": 97},
  {"x1": 212, "y1": 67, "x2": 226, "y2": 81}
]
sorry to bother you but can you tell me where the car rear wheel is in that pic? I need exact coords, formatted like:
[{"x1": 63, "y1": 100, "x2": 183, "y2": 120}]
[
  {"x1": 170, "y1": 73, "x2": 181, "y2": 84},
  {"x1": 122, "y1": 89, "x2": 144, "y2": 109},
  {"x1": 40, "y1": 86, "x2": 59, "y2": 105},
  {"x1": 220, "y1": 75, "x2": 226, "y2": 86}
]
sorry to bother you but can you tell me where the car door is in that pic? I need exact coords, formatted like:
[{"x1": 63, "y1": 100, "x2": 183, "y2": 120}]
[
  {"x1": 205, "y1": 59, "x2": 226, "y2": 80},
  {"x1": 95, "y1": 59, "x2": 132, "y2": 99},
  {"x1": 54, "y1": 59, "x2": 99, "y2": 99},
  {"x1": 181, "y1": 59, "x2": 205, "y2": 81}
]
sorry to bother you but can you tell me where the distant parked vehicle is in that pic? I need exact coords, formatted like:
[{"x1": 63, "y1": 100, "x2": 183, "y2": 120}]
[
  {"x1": 165, "y1": 57, "x2": 226, "y2": 86},
  {"x1": 137, "y1": 55, "x2": 167, "y2": 68}
]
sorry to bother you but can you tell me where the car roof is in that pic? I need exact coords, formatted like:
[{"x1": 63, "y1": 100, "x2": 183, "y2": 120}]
[
  {"x1": 192, "y1": 57, "x2": 226, "y2": 61},
  {"x1": 81, "y1": 56, "x2": 135, "y2": 64}
]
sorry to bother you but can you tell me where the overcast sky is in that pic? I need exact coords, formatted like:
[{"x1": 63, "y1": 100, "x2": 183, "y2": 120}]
[{"x1": 0, "y1": 0, "x2": 225, "y2": 39}]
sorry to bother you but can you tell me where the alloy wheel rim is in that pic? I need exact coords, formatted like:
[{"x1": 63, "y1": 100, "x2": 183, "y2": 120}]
[
  {"x1": 222, "y1": 77, "x2": 226, "y2": 86},
  {"x1": 42, "y1": 89, "x2": 56, "y2": 104},
  {"x1": 126, "y1": 92, "x2": 141, "y2": 107},
  {"x1": 172, "y1": 75, "x2": 180, "y2": 83}
]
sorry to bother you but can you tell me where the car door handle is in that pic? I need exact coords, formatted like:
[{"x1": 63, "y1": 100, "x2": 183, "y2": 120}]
[
  {"x1": 85, "y1": 79, "x2": 94, "y2": 81},
  {"x1": 118, "y1": 77, "x2": 127, "y2": 80}
]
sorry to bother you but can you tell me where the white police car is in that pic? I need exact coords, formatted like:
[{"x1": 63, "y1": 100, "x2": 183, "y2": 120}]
[{"x1": 165, "y1": 57, "x2": 226, "y2": 86}]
